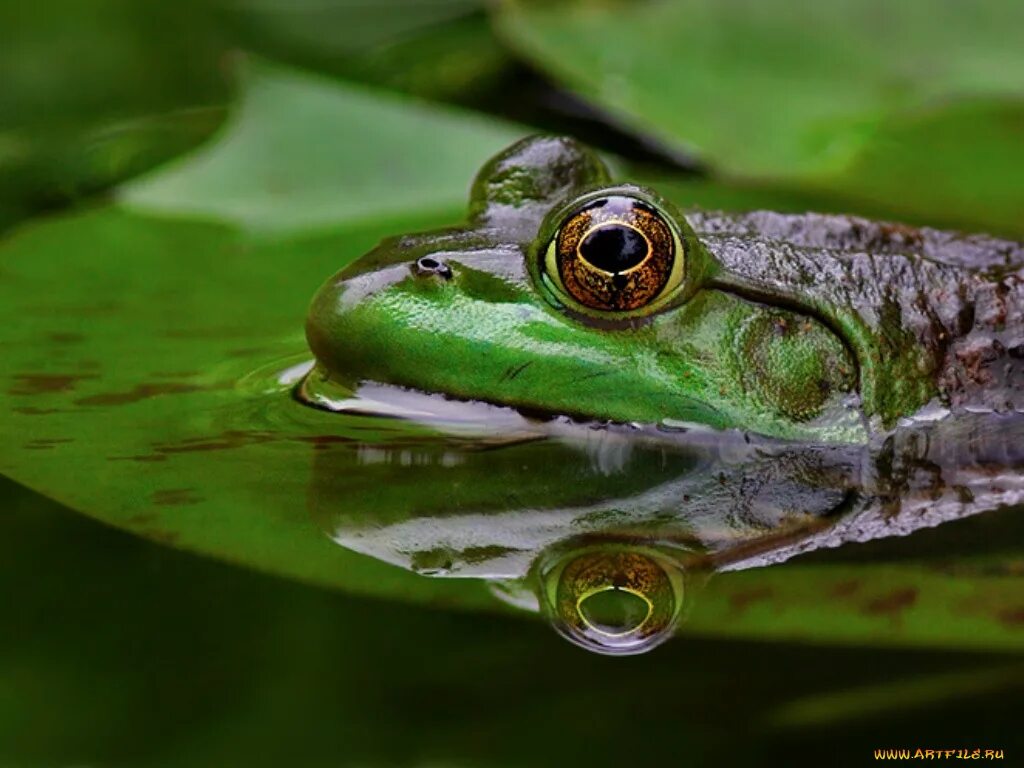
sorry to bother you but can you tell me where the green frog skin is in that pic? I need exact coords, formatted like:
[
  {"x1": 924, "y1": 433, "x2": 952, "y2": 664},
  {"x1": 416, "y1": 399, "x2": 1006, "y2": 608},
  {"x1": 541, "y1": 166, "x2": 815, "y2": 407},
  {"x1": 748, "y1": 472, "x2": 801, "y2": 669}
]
[{"x1": 304, "y1": 136, "x2": 1024, "y2": 442}]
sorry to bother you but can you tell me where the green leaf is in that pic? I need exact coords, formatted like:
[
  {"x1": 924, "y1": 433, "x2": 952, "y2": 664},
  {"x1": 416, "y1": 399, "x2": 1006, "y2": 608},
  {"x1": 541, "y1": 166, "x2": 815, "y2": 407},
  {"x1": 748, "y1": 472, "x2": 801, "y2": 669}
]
[
  {"x1": 496, "y1": 0, "x2": 1024, "y2": 236},
  {"x1": 837, "y1": 100, "x2": 1024, "y2": 236},
  {"x1": 123, "y1": 60, "x2": 523, "y2": 234}
]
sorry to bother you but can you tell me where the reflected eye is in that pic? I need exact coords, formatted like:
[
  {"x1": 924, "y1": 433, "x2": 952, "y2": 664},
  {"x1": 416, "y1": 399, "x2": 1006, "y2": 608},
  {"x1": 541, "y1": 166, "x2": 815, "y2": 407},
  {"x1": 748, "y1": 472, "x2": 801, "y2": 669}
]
[
  {"x1": 536, "y1": 545, "x2": 685, "y2": 656},
  {"x1": 543, "y1": 195, "x2": 685, "y2": 314}
]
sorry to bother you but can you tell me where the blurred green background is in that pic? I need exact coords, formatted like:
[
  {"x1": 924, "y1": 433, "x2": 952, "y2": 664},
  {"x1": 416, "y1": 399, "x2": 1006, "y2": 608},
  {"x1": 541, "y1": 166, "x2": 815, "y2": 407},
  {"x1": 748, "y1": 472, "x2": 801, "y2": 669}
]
[{"x1": 2, "y1": 0, "x2": 1023, "y2": 764}]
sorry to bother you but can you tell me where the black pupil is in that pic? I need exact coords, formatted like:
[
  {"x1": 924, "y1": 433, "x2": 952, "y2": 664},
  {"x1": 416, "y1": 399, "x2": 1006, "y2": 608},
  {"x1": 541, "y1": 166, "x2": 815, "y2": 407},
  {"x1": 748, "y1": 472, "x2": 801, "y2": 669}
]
[{"x1": 579, "y1": 224, "x2": 649, "y2": 273}]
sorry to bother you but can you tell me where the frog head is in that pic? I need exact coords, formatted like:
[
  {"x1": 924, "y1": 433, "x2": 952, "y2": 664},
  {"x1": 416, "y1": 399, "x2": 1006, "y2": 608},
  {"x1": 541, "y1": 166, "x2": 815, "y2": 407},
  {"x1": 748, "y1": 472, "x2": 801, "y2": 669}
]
[{"x1": 304, "y1": 135, "x2": 965, "y2": 442}]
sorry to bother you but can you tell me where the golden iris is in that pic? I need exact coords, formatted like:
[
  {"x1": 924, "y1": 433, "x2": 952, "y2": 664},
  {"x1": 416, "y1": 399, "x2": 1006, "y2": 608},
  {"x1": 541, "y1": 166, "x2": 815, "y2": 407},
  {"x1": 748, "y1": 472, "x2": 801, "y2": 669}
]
[{"x1": 544, "y1": 195, "x2": 685, "y2": 313}]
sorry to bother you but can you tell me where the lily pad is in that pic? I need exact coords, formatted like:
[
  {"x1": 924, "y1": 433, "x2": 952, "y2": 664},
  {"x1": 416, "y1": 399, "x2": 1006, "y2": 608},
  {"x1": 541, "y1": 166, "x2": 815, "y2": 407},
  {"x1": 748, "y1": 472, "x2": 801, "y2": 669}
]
[
  {"x1": 496, "y1": 0, "x2": 1024, "y2": 237},
  {"x1": 122, "y1": 61, "x2": 523, "y2": 234},
  {"x1": 2, "y1": 60, "x2": 1024, "y2": 651}
]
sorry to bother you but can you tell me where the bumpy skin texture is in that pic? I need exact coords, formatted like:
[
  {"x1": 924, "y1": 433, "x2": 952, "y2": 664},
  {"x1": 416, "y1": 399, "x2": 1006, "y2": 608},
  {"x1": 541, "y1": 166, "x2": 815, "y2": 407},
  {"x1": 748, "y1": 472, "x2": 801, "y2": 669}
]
[
  {"x1": 697, "y1": 212, "x2": 1024, "y2": 423},
  {"x1": 305, "y1": 136, "x2": 1024, "y2": 442}
]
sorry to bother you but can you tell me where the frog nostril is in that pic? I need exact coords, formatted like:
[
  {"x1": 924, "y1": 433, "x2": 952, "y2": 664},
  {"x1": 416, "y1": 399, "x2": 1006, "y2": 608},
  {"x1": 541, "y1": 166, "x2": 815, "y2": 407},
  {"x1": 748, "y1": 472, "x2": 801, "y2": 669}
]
[{"x1": 414, "y1": 256, "x2": 452, "y2": 279}]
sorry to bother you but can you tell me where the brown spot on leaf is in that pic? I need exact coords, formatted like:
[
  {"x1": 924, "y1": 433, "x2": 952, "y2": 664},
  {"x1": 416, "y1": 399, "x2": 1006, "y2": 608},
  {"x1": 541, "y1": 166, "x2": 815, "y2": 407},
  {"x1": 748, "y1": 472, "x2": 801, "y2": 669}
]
[
  {"x1": 22, "y1": 438, "x2": 74, "y2": 450},
  {"x1": 154, "y1": 429, "x2": 278, "y2": 454},
  {"x1": 146, "y1": 529, "x2": 180, "y2": 545},
  {"x1": 47, "y1": 332, "x2": 85, "y2": 344},
  {"x1": 13, "y1": 406, "x2": 65, "y2": 415},
  {"x1": 729, "y1": 586, "x2": 773, "y2": 613},
  {"x1": 76, "y1": 381, "x2": 225, "y2": 406},
  {"x1": 997, "y1": 608, "x2": 1024, "y2": 627},
  {"x1": 151, "y1": 488, "x2": 203, "y2": 506},
  {"x1": 128, "y1": 513, "x2": 158, "y2": 526},
  {"x1": 863, "y1": 588, "x2": 918, "y2": 617},
  {"x1": 829, "y1": 579, "x2": 862, "y2": 598},
  {"x1": 8, "y1": 373, "x2": 96, "y2": 395},
  {"x1": 108, "y1": 429, "x2": 281, "y2": 462}
]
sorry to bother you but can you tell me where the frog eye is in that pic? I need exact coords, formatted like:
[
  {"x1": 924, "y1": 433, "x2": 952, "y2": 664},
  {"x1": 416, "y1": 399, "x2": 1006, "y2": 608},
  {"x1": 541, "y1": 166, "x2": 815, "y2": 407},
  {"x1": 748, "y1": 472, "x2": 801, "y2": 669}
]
[{"x1": 542, "y1": 195, "x2": 685, "y2": 315}]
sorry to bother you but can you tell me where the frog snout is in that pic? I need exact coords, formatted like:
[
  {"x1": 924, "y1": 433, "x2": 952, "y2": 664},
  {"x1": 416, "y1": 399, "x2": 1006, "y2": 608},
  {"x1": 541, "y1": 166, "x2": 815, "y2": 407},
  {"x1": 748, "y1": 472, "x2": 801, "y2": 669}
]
[{"x1": 306, "y1": 264, "x2": 406, "y2": 371}]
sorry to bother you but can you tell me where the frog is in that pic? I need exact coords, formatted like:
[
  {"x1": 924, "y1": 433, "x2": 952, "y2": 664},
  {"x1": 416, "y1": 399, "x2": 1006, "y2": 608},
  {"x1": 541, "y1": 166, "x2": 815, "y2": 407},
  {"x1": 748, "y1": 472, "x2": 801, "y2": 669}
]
[{"x1": 303, "y1": 135, "x2": 1024, "y2": 443}]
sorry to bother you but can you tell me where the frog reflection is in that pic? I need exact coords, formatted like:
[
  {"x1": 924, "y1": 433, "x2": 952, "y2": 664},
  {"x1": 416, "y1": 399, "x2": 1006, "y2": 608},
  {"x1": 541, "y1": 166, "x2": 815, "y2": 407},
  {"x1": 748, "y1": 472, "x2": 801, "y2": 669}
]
[
  {"x1": 309, "y1": 412, "x2": 1024, "y2": 655},
  {"x1": 310, "y1": 423, "x2": 864, "y2": 655}
]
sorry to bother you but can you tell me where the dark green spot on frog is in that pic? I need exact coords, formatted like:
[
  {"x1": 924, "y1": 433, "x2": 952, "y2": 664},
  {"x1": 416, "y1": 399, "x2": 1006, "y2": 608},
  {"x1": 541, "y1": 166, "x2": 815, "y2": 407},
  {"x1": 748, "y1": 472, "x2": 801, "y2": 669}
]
[{"x1": 304, "y1": 136, "x2": 1024, "y2": 442}]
